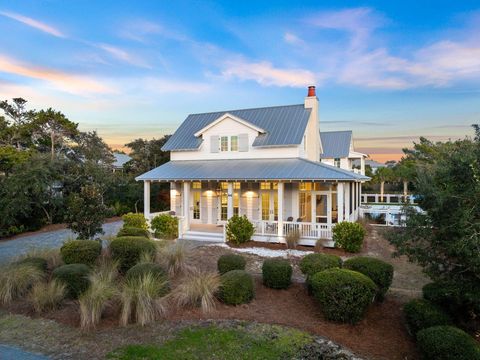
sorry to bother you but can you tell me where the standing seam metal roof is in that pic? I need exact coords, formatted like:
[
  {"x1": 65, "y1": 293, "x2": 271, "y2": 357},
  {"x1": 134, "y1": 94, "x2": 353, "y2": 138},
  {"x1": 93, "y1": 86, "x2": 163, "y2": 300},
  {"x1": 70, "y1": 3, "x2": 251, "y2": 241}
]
[
  {"x1": 162, "y1": 104, "x2": 311, "y2": 151},
  {"x1": 320, "y1": 131, "x2": 352, "y2": 158},
  {"x1": 136, "y1": 158, "x2": 369, "y2": 182}
]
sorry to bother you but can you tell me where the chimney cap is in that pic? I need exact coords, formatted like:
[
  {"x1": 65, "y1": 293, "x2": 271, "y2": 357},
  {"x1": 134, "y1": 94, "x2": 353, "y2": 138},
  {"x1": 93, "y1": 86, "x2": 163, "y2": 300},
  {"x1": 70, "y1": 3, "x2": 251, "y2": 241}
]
[{"x1": 307, "y1": 85, "x2": 316, "y2": 97}]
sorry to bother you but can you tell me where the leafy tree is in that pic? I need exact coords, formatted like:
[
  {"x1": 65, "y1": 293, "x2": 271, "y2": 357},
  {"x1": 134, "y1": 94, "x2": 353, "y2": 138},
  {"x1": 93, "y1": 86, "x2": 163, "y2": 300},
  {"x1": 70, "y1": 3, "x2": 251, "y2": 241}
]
[
  {"x1": 393, "y1": 159, "x2": 416, "y2": 196},
  {"x1": 70, "y1": 130, "x2": 114, "y2": 165},
  {"x1": 374, "y1": 167, "x2": 394, "y2": 202},
  {"x1": 0, "y1": 98, "x2": 36, "y2": 148},
  {"x1": 0, "y1": 146, "x2": 32, "y2": 176},
  {"x1": 65, "y1": 184, "x2": 108, "y2": 239},
  {"x1": 125, "y1": 136, "x2": 170, "y2": 174}
]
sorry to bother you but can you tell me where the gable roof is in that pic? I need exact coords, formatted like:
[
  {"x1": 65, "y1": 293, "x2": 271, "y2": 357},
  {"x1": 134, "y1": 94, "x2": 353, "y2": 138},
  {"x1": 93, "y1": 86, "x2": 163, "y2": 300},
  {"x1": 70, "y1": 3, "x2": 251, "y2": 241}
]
[
  {"x1": 113, "y1": 153, "x2": 132, "y2": 168},
  {"x1": 162, "y1": 104, "x2": 311, "y2": 151},
  {"x1": 320, "y1": 130, "x2": 352, "y2": 158},
  {"x1": 193, "y1": 113, "x2": 266, "y2": 136},
  {"x1": 136, "y1": 158, "x2": 369, "y2": 182}
]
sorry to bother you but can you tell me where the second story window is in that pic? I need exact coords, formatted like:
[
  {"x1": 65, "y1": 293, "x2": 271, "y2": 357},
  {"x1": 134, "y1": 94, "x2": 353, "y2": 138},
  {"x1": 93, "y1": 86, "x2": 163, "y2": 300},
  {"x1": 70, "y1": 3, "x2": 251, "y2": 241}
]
[
  {"x1": 230, "y1": 136, "x2": 238, "y2": 151},
  {"x1": 334, "y1": 158, "x2": 341, "y2": 168},
  {"x1": 220, "y1": 136, "x2": 228, "y2": 151},
  {"x1": 218, "y1": 136, "x2": 239, "y2": 152}
]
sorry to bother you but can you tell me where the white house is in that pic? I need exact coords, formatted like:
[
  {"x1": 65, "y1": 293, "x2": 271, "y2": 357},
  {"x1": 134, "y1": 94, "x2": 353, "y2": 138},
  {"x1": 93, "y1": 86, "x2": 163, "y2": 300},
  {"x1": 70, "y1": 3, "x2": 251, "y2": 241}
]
[
  {"x1": 136, "y1": 86, "x2": 369, "y2": 245},
  {"x1": 320, "y1": 131, "x2": 367, "y2": 175}
]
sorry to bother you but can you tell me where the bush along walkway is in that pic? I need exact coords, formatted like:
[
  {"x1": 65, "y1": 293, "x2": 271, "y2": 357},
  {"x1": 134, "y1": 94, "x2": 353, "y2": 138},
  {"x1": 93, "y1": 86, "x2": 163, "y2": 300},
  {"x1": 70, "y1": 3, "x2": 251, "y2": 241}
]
[{"x1": 0, "y1": 312, "x2": 363, "y2": 360}]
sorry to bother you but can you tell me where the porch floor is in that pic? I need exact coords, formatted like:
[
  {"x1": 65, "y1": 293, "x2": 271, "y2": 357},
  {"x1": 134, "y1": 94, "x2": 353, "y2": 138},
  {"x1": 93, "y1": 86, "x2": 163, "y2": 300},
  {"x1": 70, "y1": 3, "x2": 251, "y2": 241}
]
[{"x1": 189, "y1": 224, "x2": 223, "y2": 233}]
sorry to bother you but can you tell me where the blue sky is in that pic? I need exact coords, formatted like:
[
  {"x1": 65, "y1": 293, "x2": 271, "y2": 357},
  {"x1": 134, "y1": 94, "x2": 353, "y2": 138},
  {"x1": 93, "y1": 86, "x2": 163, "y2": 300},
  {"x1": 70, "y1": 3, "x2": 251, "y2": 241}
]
[{"x1": 0, "y1": 0, "x2": 479, "y2": 161}]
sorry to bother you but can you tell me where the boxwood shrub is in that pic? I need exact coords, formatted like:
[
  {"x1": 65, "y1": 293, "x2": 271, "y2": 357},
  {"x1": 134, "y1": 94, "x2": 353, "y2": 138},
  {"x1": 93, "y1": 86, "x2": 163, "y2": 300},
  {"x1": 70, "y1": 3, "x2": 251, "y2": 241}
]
[
  {"x1": 403, "y1": 299, "x2": 452, "y2": 336},
  {"x1": 299, "y1": 253, "x2": 342, "y2": 277},
  {"x1": 343, "y1": 257, "x2": 393, "y2": 301},
  {"x1": 219, "y1": 270, "x2": 255, "y2": 305},
  {"x1": 126, "y1": 263, "x2": 170, "y2": 296},
  {"x1": 52, "y1": 264, "x2": 90, "y2": 298},
  {"x1": 310, "y1": 268, "x2": 376, "y2": 324},
  {"x1": 217, "y1": 254, "x2": 246, "y2": 275},
  {"x1": 332, "y1": 222, "x2": 366, "y2": 253},
  {"x1": 416, "y1": 326, "x2": 480, "y2": 360},
  {"x1": 15, "y1": 257, "x2": 48, "y2": 272},
  {"x1": 110, "y1": 236, "x2": 157, "y2": 273},
  {"x1": 60, "y1": 240, "x2": 102, "y2": 266},
  {"x1": 117, "y1": 226, "x2": 150, "y2": 238},
  {"x1": 262, "y1": 259, "x2": 292, "y2": 289},
  {"x1": 122, "y1": 213, "x2": 148, "y2": 230},
  {"x1": 150, "y1": 214, "x2": 178, "y2": 239},
  {"x1": 225, "y1": 215, "x2": 254, "y2": 245}
]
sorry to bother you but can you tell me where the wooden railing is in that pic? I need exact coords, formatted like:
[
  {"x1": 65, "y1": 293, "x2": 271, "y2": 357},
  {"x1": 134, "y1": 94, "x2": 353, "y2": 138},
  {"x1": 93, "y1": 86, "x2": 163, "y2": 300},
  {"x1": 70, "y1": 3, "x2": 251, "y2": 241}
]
[
  {"x1": 252, "y1": 220, "x2": 332, "y2": 239},
  {"x1": 361, "y1": 193, "x2": 416, "y2": 204}
]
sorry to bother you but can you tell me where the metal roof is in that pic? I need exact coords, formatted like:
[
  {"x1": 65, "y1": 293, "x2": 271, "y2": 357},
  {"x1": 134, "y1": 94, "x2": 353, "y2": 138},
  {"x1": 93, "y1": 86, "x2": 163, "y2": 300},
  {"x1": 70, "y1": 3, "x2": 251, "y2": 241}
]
[
  {"x1": 320, "y1": 131, "x2": 352, "y2": 158},
  {"x1": 113, "y1": 153, "x2": 132, "y2": 168},
  {"x1": 162, "y1": 104, "x2": 311, "y2": 151},
  {"x1": 136, "y1": 158, "x2": 369, "y2": 182}
]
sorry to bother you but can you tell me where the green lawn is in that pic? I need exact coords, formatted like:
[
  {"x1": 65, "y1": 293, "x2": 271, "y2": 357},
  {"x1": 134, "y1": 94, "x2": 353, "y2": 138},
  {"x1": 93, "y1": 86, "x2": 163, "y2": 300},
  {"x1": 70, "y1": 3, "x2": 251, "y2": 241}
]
[{"x1": 107, "y1": 325, "x2": 312, "y2": 360}]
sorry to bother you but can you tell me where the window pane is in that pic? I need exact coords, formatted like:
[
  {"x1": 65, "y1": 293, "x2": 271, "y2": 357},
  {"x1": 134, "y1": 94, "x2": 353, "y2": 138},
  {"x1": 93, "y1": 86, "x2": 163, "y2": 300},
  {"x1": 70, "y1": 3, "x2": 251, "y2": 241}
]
[
  {"x1": 261, "y1": 193, "x2": 270, "y2": 220},
  {"x1": 220, "y1": 136, "x2": 228, "y2": 151},
  {"x1": 220, "y1": 182, "x2": 228, "y2": 190},
  {"x1": 193, "y1": 192, "x2": 200, "y2": 219},
  {"x1": 260, "y1": 182, "x2": 270, "y2": 190},
  {"x1": 192, "y1": 182, "x2": 201, "y2": 189},
  {"x1": 230, "y1": 136, "x2": 238, "y2": 151},
  {"x1": 233, "y1": 193, "x2": 239, "y2": 215},
  {"x1": 233, "y1": 182, "x2": 241, "y2": 190}
]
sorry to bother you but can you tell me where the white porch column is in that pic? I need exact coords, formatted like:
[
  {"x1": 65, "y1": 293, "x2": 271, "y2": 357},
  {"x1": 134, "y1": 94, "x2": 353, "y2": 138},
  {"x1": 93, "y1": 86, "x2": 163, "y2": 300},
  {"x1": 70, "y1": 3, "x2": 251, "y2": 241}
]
[
  {"x1": 227, "y1": 182, "x2": 234, "y2": 219},
  {"x1": 360, "y1": 157, "x2": 365, "y2": 175},
  {"x1": 144, "y1": 180, "x2": 151, "y2": 219},
  {"x1": 278, "y1": 182, "x2": 284, "y2": 237},
  {"x1": 170, "y1": 182, "x2": 176, "y2": 212},
  {"x1": 337, "y1": 183, "x2": 344, "y2": 222},
  {"x1": 291, "y1": 183, "x2": 299, "y2": 220},
  {"x1": 345, "y1": 183, "x2": 350, "y2": 221},
  {"x1": 183, "y1": 182, "x2": 190, "y2": 230}
]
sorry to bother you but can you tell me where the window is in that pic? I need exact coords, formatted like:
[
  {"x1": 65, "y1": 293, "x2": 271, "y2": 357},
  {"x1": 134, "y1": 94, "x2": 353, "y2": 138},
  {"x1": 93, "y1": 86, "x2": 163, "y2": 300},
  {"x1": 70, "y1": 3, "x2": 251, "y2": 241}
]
[
  {"x1": 230, "y1": 136, "x2": 238, "y2": 151},
  {"x1": 192, "y1": 182, "x2": 201, "y2": 189},
  {"x1": 260, "y1": 182, "x2": 278, "y2": 190},
  {"x1": 220, "y1": 136, "x2": 228, "y2": 151},
  {"x1": 233, "y1": 193, "x2": 239, "y2": 216},
  {"x1": 334, "y1": 158, "x2": 341, "y2": 168},
  {"x1": 193, "y1": 192, "x2": 200, "y2": 219}
]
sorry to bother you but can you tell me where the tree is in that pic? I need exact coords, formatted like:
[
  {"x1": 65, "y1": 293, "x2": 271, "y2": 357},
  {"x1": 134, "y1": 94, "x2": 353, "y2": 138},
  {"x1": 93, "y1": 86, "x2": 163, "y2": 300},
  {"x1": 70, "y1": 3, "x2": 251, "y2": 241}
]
[
  {"x1": 0, "y1": 146, "x2": 32, "y2": 176},
  {"x1": 125, "y1": 136, "x2": 170, "y2": 174},
  {"x1": 393, "y1": 159, "x2": 416, "y2": 197},
  {"x1": 65, "y1": 184, "x2": 108, "y2": 239},
  {"x1": 70, "y1": 130, "x2": 114, "y2": 165},
  {"x1": 0, "y1": 98, "x2": 36, "y2": 149},
  {"x1": 374, "y1": 167, "x2": 394, "y2": 202}
]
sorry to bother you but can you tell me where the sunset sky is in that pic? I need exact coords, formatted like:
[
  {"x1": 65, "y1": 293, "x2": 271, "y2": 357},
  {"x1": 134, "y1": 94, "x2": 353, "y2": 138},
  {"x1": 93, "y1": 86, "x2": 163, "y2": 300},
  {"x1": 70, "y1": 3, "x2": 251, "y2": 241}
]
[{"x1": 1, "y1": 1, "x2": 479, "y2": 162}]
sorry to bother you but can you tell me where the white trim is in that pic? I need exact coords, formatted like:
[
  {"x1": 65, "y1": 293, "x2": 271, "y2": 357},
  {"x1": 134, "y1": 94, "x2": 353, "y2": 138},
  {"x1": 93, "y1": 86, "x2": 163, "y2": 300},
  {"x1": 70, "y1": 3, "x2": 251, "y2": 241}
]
[{"x1": 194, "y1": 113, "x2": 266, "y2": 137}]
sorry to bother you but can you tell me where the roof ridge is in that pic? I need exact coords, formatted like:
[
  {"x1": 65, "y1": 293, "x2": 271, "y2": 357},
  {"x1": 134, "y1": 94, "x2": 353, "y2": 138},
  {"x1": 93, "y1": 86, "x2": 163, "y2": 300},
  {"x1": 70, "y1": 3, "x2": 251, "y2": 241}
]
[{"x1": 188, "y1": 103, "x2": 304, "y2": 117}]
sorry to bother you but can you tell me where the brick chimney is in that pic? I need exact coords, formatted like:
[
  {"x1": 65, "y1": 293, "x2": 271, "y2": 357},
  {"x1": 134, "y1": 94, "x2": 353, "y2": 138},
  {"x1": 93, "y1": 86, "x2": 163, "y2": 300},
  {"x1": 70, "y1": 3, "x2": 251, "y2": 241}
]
[{"x1": 307, "y1": 85, "x2": 316, "y2": 97}]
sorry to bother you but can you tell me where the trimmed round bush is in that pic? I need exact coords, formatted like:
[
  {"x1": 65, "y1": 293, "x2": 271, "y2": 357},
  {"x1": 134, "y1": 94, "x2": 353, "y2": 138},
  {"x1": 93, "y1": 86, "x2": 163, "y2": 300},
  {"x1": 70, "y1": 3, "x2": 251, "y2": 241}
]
[
  {"x1": 122, "y1": 213, "x2": 148, "y2": 230},
  {"x1": 299, "y1": 253, "x2": 342, "y2": 277},
  {"x1": 117, "y1": 226, "x2": 150, "y2": 238},
  {"x1": 52, "y1": 264, "x2": 90, "y2": 298},
  {"x1": 151, "y1": 214, "x2": 178, "y2": 239},
  {"x1": 403, "y1": 299, "x2": 452, "y2": 336},
  {"x1": 126, "y1": 263, "x2": 169, "y2": 296},
  {"x1": 343, "y1": 257, "x2": 393, "y2": 301},
  {"x1": 217, "y1": 254, "x2": 246, "y2": 275},
  {"x1": 225, "y1": 215, "x2": 254, "y2": 245},
  {"x1": 310, "y1": 268, "x2": 376, "y2": 324},
  {"x1": 332, "y1": 222, "x2": 366, "y2": 253},
  {"x1": 15, "y1": 257, "x2": 48, "y2": 272},
  {"x1": 110, "y1": 236, "x2": 157, "y2": 273},
  {"x1": 60, "y1": 240, "x2": 102, "y2": 266},
  {"x1": 262, "y1": 259, "x2": 292, "y2": 289},
  {"x1": 219, "y1": 270, "x2": 255, "y2": 305},
  {"x1": 416, "y1": 326, "x2": 480, "y2": 360}
]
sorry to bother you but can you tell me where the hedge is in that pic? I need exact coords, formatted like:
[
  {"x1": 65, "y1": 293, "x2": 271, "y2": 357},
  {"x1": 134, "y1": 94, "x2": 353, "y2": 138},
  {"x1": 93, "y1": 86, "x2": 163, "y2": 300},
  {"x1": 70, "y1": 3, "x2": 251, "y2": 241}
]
[
  {"x1": 117, "y1": 226, "x2": 150, "y2": 238},
  {"x1": 217, "y1": 254, "x2": 246, "y2": 275},
  {"x1": 219, "y1": 270, "x2": 255, "y2": 305},
  {"x1": 332, "y1": 222, "x2": 366, "y2": 253},
  {"x1": 262, "y1": 259, "x2": 292, "y2": 289},
  {"x1": 343, "y1": 257, "x2": 393, "y2": 301},
  {"x1": 122, "y1": 213, "x2": 148, "y2": 230},
  {"x1": 60, "y1": 240, "x2": 102, "y2": 266},
  {"x1": 110, "y1": 236, "x2": 157, "y2": 273},
  {"x1": 150, "y1": 214, "x2": 178, "y2": 239},
  {"x1": 416, "y1": 326, "x2": 480, "y2": 360},
  {"x1": 52, "y1": 264, "x2": 90, "y2": 298},
  {"x1": 403, "y1": 299, "x2": 452, "y2": 336},
  {"x1": 310, "y1": 268, "x2": 376, "y2": 324}
]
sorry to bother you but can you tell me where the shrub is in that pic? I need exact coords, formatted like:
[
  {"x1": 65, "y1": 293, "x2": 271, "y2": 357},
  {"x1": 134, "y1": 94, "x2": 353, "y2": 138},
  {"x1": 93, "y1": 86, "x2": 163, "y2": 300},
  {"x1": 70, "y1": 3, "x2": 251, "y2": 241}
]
[
  {"x1": 262, "y1": 259, "x2": 292, "y2": 289},
  {"x1": 151, "y1": 214, "x2": 178, "y2": 239},
  {"x1": 15, "y1": 257, "x2": 48, "y2": 272},
  {"x1": 299, "y1": 253, "x2": 342, "y2": 277},
  {"x1": 332, "y1": 222, "x2": 366, "y2": 253},
  {"x1": 117, "y1": 226, "x2": 150, "y2": 238},
  {"x1": 120, "y1": 273, "x2": 168, "y2": 326},
  {"x1": 310, "y1": 268, "x2": 376, "y2": 324},
  {"x1": 122, "y1": 213, "x2": 148, "y2": 230},
  {"x1": 158, "y1": 242, "x2": 191, "y2": 276},
  {"x1": 126, "y1": 263, "x2": 169, "y2": 296},
  {"x1": 0, "y1": 264, "x2": 45, "y2": 304},
  {"x1": 172, "y1": 270, "x2": 221, "y2": 313},
  {"x1": 29, "y1": 280, "x2": 66, "y2": 313},
  {"x1": 219, "y1": 270, "x2": 254, "y2": 305},
  {"x1": 403, "y1": 299, "x2": 452, "y2": 336},
  {"x1": 285, "y1": 229, "x2": 300, "y2": 249},
  {"x1": 217, "y1": 254, "x2": 246, "y2": 275},
  {"x1": 225, "y1": 215, "x2": 254, "y2": 245},
  {"x1": 52, "y1": 264, "x2": 91, "y2": 299},
  {"x1": 24, "y1": 248, "x2": 63, "y2": 270},
  {"x1": 416, "y1": 326, "x2": 480, "y2": 360},
  {"x1": 343, "y1": 257, "x2": 394, "y2": 301},
  {"x1": 60, "y1": 240, "x2": 102, "y2": 266},
  {"x1": 110, "y1": 237, "x2": 157, "y2": 273}
]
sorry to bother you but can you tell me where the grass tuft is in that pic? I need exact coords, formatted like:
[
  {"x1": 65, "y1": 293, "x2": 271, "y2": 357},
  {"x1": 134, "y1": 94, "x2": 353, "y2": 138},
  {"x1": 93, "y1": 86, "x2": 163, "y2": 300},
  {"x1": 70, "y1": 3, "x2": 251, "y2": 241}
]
[
  {"x1": 29, "y1": 280, "x2": 66, "y2": 313},
  {"x1": 172, "y1": 270, "x2": 220, "y2": 313},
  {"x1": 158, "y1": 242, "x2": 192, "y2": 277},
  {"x1": 0, "y1": 264, "x2": 45, "y2": 304}
]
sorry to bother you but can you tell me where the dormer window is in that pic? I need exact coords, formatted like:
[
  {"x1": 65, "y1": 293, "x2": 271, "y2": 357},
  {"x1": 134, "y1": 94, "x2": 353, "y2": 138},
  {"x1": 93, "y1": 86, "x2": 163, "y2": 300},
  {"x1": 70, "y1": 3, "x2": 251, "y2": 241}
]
[
  {"x1": 220, "y1": 136, "x2": 228, "y2": 151},
  {"x1": 334, "y1": 158, "x2": 341, "y2": 168},
  {"x1": 230, "y1": 136, "x2": 238, "y2": 151},
  {"x1": 219, "y1": 136, "x2": 239, "y2": 152}
]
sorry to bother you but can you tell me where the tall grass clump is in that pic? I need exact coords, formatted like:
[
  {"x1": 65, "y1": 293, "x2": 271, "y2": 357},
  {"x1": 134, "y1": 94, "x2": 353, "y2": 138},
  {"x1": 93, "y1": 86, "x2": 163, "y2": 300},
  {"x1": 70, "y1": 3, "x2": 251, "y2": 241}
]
[
  {"x1": 285, "y1": 229, "x2": 300, "y2": 250},
  {"x1": 172, "y1": 270, "x2": 220, "y2": 313},
  {"x1": 158, "y1": 242, "x2": 192, "y2": 276},
  {"x1": 22, "y1": 248, "x2": 63, "y2": 270},
  {"x1": 29, "y1": 280, "x2": 66, "y2": 313},
  {"x1": 120, "y1": 273, "x2": 168, "y2": 326},
  {"x1": 0, "y1": 264, "x2": 45, "y2": 304}
]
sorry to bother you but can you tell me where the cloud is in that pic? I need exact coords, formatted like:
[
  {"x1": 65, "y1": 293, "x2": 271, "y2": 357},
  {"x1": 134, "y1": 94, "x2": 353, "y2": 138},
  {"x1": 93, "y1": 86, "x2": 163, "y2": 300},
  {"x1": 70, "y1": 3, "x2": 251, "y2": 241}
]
[
  {"x1": 118, "y1": 19, "x2": 187, "y2": 43},
  {"x1": 284, "y1": 32, "x2": 305, "y2": 46},
  {"x1": 0, "y1": 10, "x2": 65, "y2": 38},
  {"x1": 140, "y1": 77, "x2": 212, "y2": 94},
  {"x1": 95, "y1": 43, "x2": 152, "y2": 68},
  {"x1": 0, "y1": 54, "x2": 114, "y2": 95},
  {"x1": 221, "y1": 59, "x2": 317, "y2": 87}
]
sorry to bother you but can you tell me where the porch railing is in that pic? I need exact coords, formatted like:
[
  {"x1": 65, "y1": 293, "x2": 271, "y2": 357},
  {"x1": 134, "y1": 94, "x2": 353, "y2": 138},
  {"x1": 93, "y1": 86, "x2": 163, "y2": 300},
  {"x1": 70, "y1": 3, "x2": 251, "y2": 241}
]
[
  {"x1": 361, "y1": 193, "x2": 416, "y2": 204},
  {"x1": 252, "y1": 220, "x2": 332, "y2": 239}
]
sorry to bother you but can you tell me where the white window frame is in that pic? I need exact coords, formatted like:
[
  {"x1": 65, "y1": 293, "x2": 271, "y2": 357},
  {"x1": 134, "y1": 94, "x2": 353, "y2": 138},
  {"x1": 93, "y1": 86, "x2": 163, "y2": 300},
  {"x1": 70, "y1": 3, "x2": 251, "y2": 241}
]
[
  {"x1": 219, "y1": 136, "x2": 228, "y2": 152},
  {"x1": 218, "y1": 136, "x2": 239, "y2": 152},
  {"x1": 230, "y1": 136, "x2": 238, "y2": 151}
]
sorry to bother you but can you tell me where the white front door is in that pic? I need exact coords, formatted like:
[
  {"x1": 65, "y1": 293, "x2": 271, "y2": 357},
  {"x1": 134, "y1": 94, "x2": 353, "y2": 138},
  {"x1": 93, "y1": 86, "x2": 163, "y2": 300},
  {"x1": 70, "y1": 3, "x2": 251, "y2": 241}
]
[
  {"x1": 190, "y1": 190, "x2": 201, "y2": 224},
  {"x1": 260, "y1": 191, "x2": 278, "y2": 221},
  {"x1": 312, "y1": 192, "x2": 331, "y2": 224}
]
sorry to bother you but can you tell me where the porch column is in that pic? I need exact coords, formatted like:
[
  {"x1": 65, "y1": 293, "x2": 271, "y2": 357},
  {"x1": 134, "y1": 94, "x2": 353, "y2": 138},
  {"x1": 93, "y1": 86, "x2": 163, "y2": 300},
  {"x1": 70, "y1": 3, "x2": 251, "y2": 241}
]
[
  {"x1": 144, "y1": 180, "x2": 151, "y2": 219},
  {"x1": 170, "y1": 182, "x2": 176, "y2": 212},
  {"x1": 337, "y1": 183, "x2": 344, "y2": 222},
  {"x1": 360, "y1": 157, "x2": 365, "y2": 175},
  {"x1": 345, "y1": 183, "x2": 350, "y2": 221},
  {"x1": 278, "y1": 182, "x2": 284, "y2": 237},
  {"x1": 183, "y1": 182, "x2": 190, "y2": 230},
  {"x1": 227, "y1": 182, "x2": 234, "y2": 219}
]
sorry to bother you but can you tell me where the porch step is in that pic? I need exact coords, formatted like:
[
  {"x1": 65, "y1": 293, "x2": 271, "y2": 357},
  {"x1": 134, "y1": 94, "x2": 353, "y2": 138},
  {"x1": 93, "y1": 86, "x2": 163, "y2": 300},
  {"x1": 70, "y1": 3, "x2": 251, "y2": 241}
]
[{"x1": 180, "y1": 231, "x2": 224, "y2": 242}]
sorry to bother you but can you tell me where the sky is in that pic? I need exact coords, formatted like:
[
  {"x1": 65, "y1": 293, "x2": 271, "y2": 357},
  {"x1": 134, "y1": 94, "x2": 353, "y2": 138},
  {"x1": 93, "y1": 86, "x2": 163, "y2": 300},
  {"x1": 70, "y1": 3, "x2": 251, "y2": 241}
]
[{"x1": 0, "y1": 1, "x2": 479, "y2": 162}]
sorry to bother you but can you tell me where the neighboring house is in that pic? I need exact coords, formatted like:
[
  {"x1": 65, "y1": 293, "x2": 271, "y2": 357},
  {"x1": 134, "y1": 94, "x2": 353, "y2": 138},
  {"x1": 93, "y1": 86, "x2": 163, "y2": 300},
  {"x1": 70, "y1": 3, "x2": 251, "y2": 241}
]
[
  {"x1": 352, "y1": 159, "x2": 385, "y2": 174},
  {"x1": 136, "y1": 86, "x2": 370, "y2": 245},
  {"x1": 113, "y1": 153, "x2": 132, "y2": 172},
  {"x1": 320, "y1": 130, "x2": 367, "y2": 175}
]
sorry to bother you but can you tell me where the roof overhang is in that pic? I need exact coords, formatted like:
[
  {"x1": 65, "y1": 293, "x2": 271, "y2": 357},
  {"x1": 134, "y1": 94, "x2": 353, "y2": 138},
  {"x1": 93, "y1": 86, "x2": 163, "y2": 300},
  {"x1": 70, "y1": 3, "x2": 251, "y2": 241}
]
[{"x1": 193, "y1": 113, "x2": 266, "y2": 137}]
